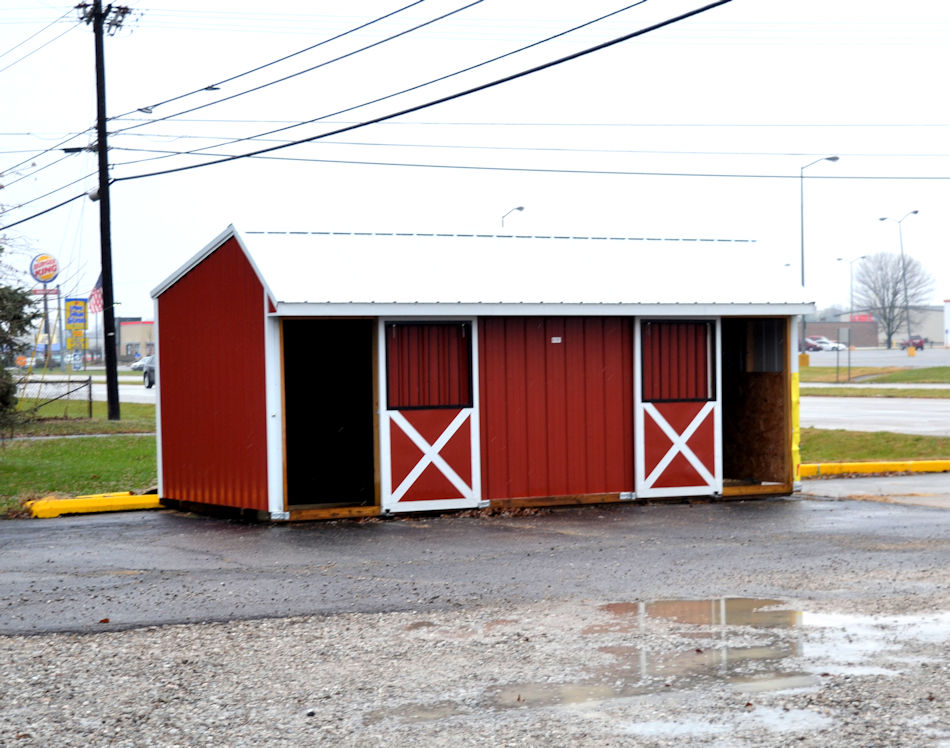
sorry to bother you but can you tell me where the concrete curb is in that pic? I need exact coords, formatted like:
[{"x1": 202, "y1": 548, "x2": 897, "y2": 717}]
[
  {"x1": 26, "y1": 492, "x2": 161, "y2": 519},
  {"x1": 801, "y1": 460, "x2": 950, "y2": 477}
]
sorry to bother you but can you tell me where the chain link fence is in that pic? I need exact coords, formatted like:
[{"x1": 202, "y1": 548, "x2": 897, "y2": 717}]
[{"x1": 14, "y1": 376, "x2": 93, "y2": 419}]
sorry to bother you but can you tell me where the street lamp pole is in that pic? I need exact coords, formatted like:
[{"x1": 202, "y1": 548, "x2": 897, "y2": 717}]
[
  {"x1": 837, "y1": 254, "x2": 868, "y2": 380},
  {"x1": 799, "y1": 156, "x2": 839, "y2": 288},
  {"x1": 836, "y1": 254, "x2": 869, "y2": 324},
  {"x1": 501, "y1": 206, "x2": 524, "y2": 229},
  {"x1": 879, "y1": 210, "x2": 918, "y2": 345}
]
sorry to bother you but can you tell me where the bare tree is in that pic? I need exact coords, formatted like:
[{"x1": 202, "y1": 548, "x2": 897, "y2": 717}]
[{"x1": 853, "y1": 252, "x2": 933, "y2": 348}]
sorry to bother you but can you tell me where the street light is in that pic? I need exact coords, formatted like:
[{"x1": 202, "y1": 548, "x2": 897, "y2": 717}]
[
  {"x1": 501, "y1": 205, "x2": 524, "y2": 228},
  {"x1": 836, "y1": 254, "x2": 869, "y2": 325},
  {"x1": 836, "y1": 254, "x2": 868, "y2": 374},
  {"x1": 879, "y1": 210, "x2": 918, "y2": 345},
  {"x1": 799, "y1": 156, "x2": 839, "y2": 287}
]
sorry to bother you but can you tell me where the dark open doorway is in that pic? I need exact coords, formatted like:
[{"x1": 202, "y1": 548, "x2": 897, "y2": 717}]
[
  {"x1": 720, "y1": 317, "x2": 791, "y2": 494},
  {"x1": 283, "y1": 319, "x2": 376, "y2": 507}
]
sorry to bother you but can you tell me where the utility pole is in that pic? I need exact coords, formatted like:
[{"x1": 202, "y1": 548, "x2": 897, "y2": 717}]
[{"x1": 79, "y1": 2, "x2": 132, "y2": 419}]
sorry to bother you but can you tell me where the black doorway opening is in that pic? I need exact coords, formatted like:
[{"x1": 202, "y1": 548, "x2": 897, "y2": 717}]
[{"x1": 283, "y1": 319, "x2": 375, "y2": 507}]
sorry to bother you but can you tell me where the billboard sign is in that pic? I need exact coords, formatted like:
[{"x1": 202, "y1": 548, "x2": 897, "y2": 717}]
[
  {"x1": 65, "y1": 298, "x2": 88, "y2": 330},
  {"x1": 29, "y1": 254, "x2": 59, "y2": 284}
]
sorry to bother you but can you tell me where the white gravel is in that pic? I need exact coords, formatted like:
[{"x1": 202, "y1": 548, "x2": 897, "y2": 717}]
[{"x1": 1, "y1": 596, "x2": 947, "y2": 746}]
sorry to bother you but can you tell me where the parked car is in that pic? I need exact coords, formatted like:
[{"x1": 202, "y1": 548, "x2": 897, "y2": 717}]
[
  {"x1": 900, "y1": 335, "x2": 928, "y2": 350},
  {"x1": 801, "y1": 337, "x2": 822, "y2": 352},
  {"x1": 136, "y1": 355, "x2": 156, "y2": 387},
  {"x1": 804, "y1": 335, "x2": 846, "y2": 352}
]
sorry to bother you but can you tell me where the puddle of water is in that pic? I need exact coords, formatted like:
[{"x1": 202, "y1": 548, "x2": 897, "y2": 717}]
[
  {"x1": 373, "y1": 598, "x2": 945, "y2": 731},
  {"x1": 800, "y1": 610, "x2": 950, "y2": 669},
  {"x1": 485, "y1": 635, "x2": 811, "y2": 711},
  {"x1": 490, "y1": 681, "x2": 649, "y2": 709},
  {"x1": 597, "y1": 598, "x2": 801, "y2": 630},
  {"x1": 622, "y1": 707, "x2": 831, "y2": 737},
  {"x1": 730, "y1": 673, "x2": 818, "y2": 692},
  {"x1": 364, "y1": 701, "x2": 464, "y2": 725}
]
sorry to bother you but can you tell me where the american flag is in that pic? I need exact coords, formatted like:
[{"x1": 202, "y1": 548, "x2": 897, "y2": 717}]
[{"x1": 88, "y1": 273, "x2": 103, "y2": 313}]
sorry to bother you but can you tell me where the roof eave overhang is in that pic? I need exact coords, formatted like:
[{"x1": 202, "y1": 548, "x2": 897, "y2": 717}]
[{"x1": 272, "y1": 301, "x2": 815, "y2": 317}]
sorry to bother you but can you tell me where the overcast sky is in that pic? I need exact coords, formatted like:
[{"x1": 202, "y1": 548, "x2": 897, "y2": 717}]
[{"x1": 2, "y1": 0, "x2": 949, "y2": 321}]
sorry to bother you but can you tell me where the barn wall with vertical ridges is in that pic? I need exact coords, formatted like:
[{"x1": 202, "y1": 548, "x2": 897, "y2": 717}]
[
  {"x1": 157, "y1": 237, "x2": 269, "y2": 511},
  {"x1": 478, "y1": 317, "x2": 634, "y2": 500}
]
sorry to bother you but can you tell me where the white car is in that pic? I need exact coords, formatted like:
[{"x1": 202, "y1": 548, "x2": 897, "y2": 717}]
[{"x1": 807, "y1": 335, "x2": 846, "y2": 351}]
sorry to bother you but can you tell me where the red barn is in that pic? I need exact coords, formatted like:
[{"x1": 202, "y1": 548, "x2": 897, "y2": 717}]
[{"x1": 152, "y1": 227, "x2": 812, "y2": 520}]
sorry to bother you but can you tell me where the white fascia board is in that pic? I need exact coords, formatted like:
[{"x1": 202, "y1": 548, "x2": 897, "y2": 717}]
[
  {"x1": 274, "y1": 302, "x2": 815, "y2": 318},
  {"x1": 151, "y1": 225, "x2": 237, "y2": 298},
  {"x1": 153, "y1": 296, "x2": 163, "y2": 498},
  {"x1": 150, "y1": 226, "x2": 278, "y2": 311}
]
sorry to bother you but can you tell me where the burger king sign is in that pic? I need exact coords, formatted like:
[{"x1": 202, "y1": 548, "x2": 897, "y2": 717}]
[{"x1": 30, "y1": 254, "x2": 59, "y2": 285}]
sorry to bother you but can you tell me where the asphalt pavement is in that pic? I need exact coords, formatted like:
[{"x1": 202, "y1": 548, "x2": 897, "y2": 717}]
[
  {"x1": 799, "y1": 395, "x2": 950, "y2": 437},
  {"x1": 804, "y1": 347, "x2": 950, "y2": 368},
  {"x1": 1, "y1": 474, "x2": 948, "y2": 636},
  {"x1": 800, "y1": 472, "x2": 950, "y2": 509}
]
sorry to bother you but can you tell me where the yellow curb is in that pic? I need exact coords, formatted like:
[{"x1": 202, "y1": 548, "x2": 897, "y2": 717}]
[
  {"x1": 25, "y1": 493, "x2": 162, "y2": 518},
  {"x1": 801, "y1": 460, "x2": 950, "y2": 477}
]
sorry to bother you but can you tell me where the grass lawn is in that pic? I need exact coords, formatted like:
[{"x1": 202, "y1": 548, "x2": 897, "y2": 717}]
[
  {"x1": 799, "y1": 366, "x2": 908, "y2": 383},
  {"x1": 800, "y1": 427, "x2": 950, "y2": 463},
  {"x1": 13, "y1": 401, "x2": 155, "y2": 436},
  {"x1": 0, "y1": 435, "x2": 157, "y2": 517},
  {"x1": 2, "y1": 400, "x2": 947, "y2": 517},
  {"x1": 802, "y1": 387, "x2": 950, "y2": 399},
  {"x1": 865, "y1": 366, "x2": 950, "y2": 383},
  {"x1": 800, "y1": 366, "x2": 950, "y2": 384}
]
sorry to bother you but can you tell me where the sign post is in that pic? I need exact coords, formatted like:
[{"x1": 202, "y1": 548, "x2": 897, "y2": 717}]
[
  {"x1": 30, "y1": 254, "x2": 59, "y2": 367},
  {"x1": 65, "y1": 298, "x2": 88, "y2": 370}
]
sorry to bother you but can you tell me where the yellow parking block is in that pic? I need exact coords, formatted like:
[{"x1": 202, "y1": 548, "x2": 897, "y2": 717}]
[
  {"x1": 26, "y1": 493, "x2": 161, "y2": 518},
  {"x1": 801, "y1": 460, "x2": 950, "y2": 477}
]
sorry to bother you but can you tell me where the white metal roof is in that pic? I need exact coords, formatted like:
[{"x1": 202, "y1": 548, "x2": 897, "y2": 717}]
[{"x1": 153, "y1": 227, "x2": 814, "y2": 316}]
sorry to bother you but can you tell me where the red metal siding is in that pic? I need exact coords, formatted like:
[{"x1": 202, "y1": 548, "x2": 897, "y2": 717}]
[
  {"x1": 157, "y1": 237, "x2": 269, "y2": 510},
  {"x1": 479, "y1": 317, "x2": 634, "y2": 500},
  {"x1": 386, "y1": 322, "x2": 471, "y2": 409},
  {"x1": 642, "y1": 321, "x2": 712, "y2": 401}
]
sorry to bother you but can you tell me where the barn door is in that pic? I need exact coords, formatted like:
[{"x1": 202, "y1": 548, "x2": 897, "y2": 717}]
[
  {"x1": 635, "y1": 319, "x2": 722, "y2": 498},
  {"x1": 379, "y1": 320, "x2": 482, "y2": 513}
]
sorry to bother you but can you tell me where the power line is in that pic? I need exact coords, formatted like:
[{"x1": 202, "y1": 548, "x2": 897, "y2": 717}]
[
  {"x1": 106, "y1": 144, "x2": 950, "y2": 181},
  {"x1": 0, "y1": 192, "x2": 87, "y2": 232},
  {"x1": 107, "y1": 135, "x2": 950, "y2": 161},
  {"x1": 0, "y1": 170, "x2": 97, "y2": 216},
  {"x1": 106, "y1": 116, "x2": 950, "y2": 129},
  {"x1": 109, "y1": 0, "x2": 653, "y2": 169},
  {"x1": 0, "y1": 130, "x2": 91, "y2": 181},
  {"x1": 119, "y1": 2, "x2": 815, "y2": 186},
  {"x1": 6, "y1": 1, "x2": 740, "y2": 230},
  {"x1": 1, "y1": 153, "x2": 76, "y2": 189},
  {"x1": 109, "y1": 0, "x2": 485, "y2": 136},
  {"x1": 0, "y1": 23, "x2": 77, "y2": 75},
  {"x1": 108, "y1": 0, "x2": 427, "y2": 121},
  {"x1": 0, "y1": 7, "x2": 73, "y2": 61}
]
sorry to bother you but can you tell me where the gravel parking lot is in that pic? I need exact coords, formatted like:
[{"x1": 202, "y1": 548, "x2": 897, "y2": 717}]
[{"x1": 1, "y1": 497, "x2": 948, "y2": 746}]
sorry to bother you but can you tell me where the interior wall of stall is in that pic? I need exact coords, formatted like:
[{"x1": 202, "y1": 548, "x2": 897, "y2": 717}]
[
  {"x1": 720, "y1": 318, "x2": 790, "y2": 487},
  {"x1": 282, "y1": 318, "x2": 376, "y2": 507}
]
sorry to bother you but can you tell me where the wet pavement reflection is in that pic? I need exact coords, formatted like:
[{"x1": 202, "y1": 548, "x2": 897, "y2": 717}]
[{"x1": 367, "y1": 597, "x2": 947, "y2": 727}]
